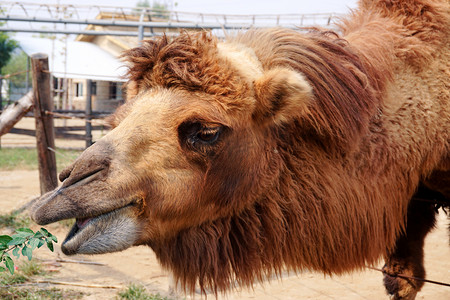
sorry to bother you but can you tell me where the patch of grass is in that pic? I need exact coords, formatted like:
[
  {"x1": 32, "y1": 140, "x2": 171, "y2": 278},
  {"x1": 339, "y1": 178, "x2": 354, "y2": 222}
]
[
  {"x1": 18, "y1": 260, "x2": 46, "y2": 278},
  {"x1": 0, "y1": 271, "x2": 27, "y2": 285},
  {"x1": 0, "y1": 259, "x2": 84, "y2": 299},
  {"x1": 0, "y1": 260, "x2": 46, "y2": 285},
  {"x1": 117, "y1": 283, "x2": 169, "y2": 300},
  {"x1": 0, "y1": 148, "x2": 82, "y2": 171},
  {"x1": 0, "y1": 148, "x2": 37, "y2": 170},
  {"x1": 0, "y1": 211, "x2": 30, "y2": 229},
  {"x1": 0, "y1": 261, "x2": 42, "y2": 285},
  {"x1": 0, "y1": 287, "x2": 85, "y2": 300}
]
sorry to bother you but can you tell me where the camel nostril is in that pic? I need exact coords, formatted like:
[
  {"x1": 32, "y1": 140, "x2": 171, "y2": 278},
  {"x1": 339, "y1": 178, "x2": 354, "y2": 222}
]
[
  {"x1": 59, "y1": 165, "x2": 74, "y2": 182},
  {"x1": 58, "y1": 141, "x2": 114, "y2": 187},
  {"x1": 61, "y1": 166, "x2": 107, "y2": 188}
]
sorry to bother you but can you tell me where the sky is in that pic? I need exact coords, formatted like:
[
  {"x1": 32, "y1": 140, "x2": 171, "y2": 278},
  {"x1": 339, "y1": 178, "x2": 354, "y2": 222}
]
[
  {"x1": 7, "y1": 0, "x2": 359, "y2": 15},
  {"x1": 2, "y1": 0, "x2": 360, "y2": 41}
]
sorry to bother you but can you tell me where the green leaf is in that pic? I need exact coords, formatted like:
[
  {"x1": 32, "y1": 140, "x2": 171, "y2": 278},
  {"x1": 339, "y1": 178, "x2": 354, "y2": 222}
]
[
  {"x1": 29, "y1": 238, "x2": 40, "y2": 250},
  {"x1": 33, "y1": 231, "x2": 44, "y2": 239},
  {"x1": 37, "y1": 239, "x2": 45, "y2": 248},
  {"x1": 46, "y1": 241, "x2": 54, "y2": 252},
  {"x1": 51, "y1": 235, "x2": 58, "y2": 243},
  {"x1": 0, "y1": 266, "x2": 5, "y2": 272},
  {"x1": 0, "y1": 244, "x2": 7, "y2": 251},
  {"x1": 17, "y1": 228, "x2": 34, "y2": 234},
  {"x1": 8, "y1": 237, "x2": 26, "y2": 246},
  {"x1": 22, "y1": 245, "x2": 32, "y2": 261},
  {"x1": 0, "y1": 235, "x2": 13, "y2": 245},
  {"x1": 12, "y1": 246, "x2": 20, "y2": 258},
  {"x1": 4, "y1": 256, "x2": 14, "y2": 274},
  {"x1": 12, "y1": 231, "x2": 33, "y2": 239},
  {"x1": 40, "y1": 228, "x2": 50, "y2": 237}
]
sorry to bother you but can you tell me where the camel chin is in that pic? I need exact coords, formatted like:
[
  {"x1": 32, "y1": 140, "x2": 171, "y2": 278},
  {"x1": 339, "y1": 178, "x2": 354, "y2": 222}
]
[{"x1": 61, "y1": 203, "x2": 140, "y2": 255}]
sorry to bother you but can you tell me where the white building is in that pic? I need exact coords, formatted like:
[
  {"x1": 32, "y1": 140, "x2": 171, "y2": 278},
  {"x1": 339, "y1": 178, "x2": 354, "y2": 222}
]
[{"x1": 17, "y1": 36, "x2": 127, "y2": 112}]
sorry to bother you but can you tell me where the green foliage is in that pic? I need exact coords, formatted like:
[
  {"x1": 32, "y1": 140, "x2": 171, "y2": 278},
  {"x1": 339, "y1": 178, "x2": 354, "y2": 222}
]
[
  {"x1": 1, "y1": 50, "x2": 30, "y2": 90},
  {"x1": 0, "y1": 227, "x2": 58, "y2": 275},
  {"x1": 0, "y1": 211, "x2": 31, "y2": 229},
  {"x1": 0, "y1": 260, "x2": 45, "y2": 285},
  {"x1": 0, "y1": 286, "x2": 85, "y2": 300},
  {"x1": 0, "y1": 147, "x2": 83, "y2": 171},
  {"x1": 0, "y1": 32, "x2": 18, "y2": 73},
  {"x1": 0, "y1": 254, "x2": 85, "y2": 299},
  {"x1": 16, "y1": 259, "x2": 45, "y2": 277},
  {"x1": 135, "y1": 0, "x2": 169, "y2": 19},
  {"x1": 117, "y1": 283, "x2": 169, "y2": 300},
  {"x1": 136, "y1": 0, "x2": 151, "y2": 7},
  {"x1": 0, "y1": 268, "x2": 27, "y2": 285},
  {"x1": 0, "y1": 148, "x2": 38, "y2": 170}
]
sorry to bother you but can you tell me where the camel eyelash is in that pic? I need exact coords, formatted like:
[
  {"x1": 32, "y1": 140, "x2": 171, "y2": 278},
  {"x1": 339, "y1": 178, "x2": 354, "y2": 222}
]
[{"x1": 178, "y1": 121, "x2": 224, "y2": 153}]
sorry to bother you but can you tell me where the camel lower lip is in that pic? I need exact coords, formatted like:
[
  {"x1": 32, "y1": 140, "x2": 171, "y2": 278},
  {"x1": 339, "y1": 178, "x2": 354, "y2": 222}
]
[
  {"x1": 61, "y1": 202, "x2": 139, "y2": 255},
  {"x1": 63, "y1": 216, "x2": 99, "y2": 250}
]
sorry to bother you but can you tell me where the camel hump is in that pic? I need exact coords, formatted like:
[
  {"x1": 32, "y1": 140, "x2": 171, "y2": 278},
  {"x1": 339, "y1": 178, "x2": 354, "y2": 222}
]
[
  {"x1": 360, "y1": 0, "x2": 449, "y2": 37},
  {"x1": 350, "y1": 0, "x2": 450, "y2": 67}
]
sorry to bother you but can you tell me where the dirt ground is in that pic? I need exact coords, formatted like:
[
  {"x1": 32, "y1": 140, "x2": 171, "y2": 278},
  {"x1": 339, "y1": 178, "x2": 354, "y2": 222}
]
[{"x1": 0, "y1": 119, "x2": 449, "y2": 299}]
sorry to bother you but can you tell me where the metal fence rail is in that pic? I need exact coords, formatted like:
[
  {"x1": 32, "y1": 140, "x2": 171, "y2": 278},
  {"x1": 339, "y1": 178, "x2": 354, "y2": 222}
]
[{"x1": 0, "y1": 2, "x2": 342, "y2": 38}]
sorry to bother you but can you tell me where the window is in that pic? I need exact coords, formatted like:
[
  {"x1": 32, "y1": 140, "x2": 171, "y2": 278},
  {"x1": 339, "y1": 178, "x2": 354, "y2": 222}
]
[
  {"x1": 109, "y1": 82, "x2": 117, "y2": 99},
  {"x1": 91, "y1": 82, "x2": 97, "y2": 96},
  {"x1": 75, "y1": 82, "x2": 83, "y2": 97}
]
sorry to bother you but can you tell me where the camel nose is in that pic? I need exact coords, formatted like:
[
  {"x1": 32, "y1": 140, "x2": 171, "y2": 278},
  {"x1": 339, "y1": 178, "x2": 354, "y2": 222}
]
[{"x1": 59, "y1": 141, "x2": 113, "y2": 188}]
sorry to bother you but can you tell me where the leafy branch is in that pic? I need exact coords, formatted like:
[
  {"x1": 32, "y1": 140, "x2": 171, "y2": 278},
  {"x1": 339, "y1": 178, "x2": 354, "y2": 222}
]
[{"x1": 0, "y1": 228, "x2": 57, "y2": 274}]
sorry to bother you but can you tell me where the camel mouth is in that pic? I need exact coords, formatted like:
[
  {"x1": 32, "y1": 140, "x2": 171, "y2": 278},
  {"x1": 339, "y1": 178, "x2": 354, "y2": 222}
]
[{"x1": 61, "y1": 202, "x2": 141, "y2": 256}]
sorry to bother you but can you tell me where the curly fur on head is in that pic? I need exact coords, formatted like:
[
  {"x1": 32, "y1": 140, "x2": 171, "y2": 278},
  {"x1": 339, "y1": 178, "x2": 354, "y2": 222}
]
[{"x1": 121, "y1": 32, "x2": 250, "y2": 102}]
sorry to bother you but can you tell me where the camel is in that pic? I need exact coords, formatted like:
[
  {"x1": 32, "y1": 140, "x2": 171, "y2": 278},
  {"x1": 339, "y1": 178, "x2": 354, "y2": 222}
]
[{"x1": 30, "y1": 0, "x2": 449, "y2": 299}]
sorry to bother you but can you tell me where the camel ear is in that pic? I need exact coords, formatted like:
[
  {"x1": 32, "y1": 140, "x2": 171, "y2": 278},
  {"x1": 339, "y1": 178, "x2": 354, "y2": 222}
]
[{"x1": 253, "y1": 67, "x2": 312, "y2": 125}]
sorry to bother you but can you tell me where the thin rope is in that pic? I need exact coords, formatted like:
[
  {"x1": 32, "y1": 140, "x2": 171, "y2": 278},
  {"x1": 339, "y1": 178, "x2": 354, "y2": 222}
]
[
  {"x1": 366, "y1": 266, "x2": 450, "y2": 288},
  {"x1": 0, "y1": 69, "x2": 30, "y2": 79},
  {"x1": 47, "y1": 147, "x2": 79, "y2": 160},
  {"x1": 45, "y1": 110, "x2": 108, "y2": 126}
]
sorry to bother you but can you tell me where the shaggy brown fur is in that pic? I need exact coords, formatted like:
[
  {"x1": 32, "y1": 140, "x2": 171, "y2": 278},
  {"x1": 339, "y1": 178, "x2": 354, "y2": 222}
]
[
  {"x1": 30, "y1": 0, "x2": 449, "y2": 299},
  {"x1": 120, "y1": 0, "x2": 449, "y2": 295}
]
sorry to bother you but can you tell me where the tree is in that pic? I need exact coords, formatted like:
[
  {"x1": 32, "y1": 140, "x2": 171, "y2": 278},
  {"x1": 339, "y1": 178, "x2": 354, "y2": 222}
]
[
  {"x1": 135, "y1": 0, "x2": 169, "y2": 20},
  {"x1": 2, "y1": 50, "x2": 30, "y2": 88},
  {"x1": 136, "y1": 0, "x2": 151, "y2": 7},
  {"x1": 0, "y1": 30, "x2": 18, "y2": 74},
  {"x1": 0, "y1": 19, "x2": 18, "y2": 106}
]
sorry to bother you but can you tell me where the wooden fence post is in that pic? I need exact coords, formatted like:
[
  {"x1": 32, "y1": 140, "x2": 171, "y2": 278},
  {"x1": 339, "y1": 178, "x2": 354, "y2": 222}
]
[
  {"x1": 31, "y1": 53, "x2": 58, "y2": 195},
  {"x1": 85, "y1": 79, "x2": 92, "y2": 148},
  {"x1": 0, "y1": 91, "x2": 34, "y2": 136}
]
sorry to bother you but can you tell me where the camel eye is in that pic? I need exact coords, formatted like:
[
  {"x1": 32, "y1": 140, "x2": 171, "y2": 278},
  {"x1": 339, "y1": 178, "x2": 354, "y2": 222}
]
[
  {"x1": 196, "y1": 127, "x2": 221, "y2": 143},
  {"x1": 178, "y1": 121, "x2": 224, "y2": 152}
]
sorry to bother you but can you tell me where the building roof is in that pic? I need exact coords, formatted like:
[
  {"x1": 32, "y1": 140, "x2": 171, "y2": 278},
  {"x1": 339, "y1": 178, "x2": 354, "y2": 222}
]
[{"x1": 16, "y1": 37, "x2": 127, "y2": 82}]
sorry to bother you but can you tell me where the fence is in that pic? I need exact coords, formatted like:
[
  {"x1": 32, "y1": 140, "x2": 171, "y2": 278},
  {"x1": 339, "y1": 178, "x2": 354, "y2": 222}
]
[
  {"x1": 0, "y1": 54, "x2": 118, "y2": 194},
  {"x1": 0, "y1": 69, "x2": 115, "y2": 150}
]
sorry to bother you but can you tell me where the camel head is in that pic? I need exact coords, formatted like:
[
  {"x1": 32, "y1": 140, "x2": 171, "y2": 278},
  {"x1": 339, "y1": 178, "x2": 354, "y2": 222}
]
[
  {"x1": 30, "y1": 32, "x2": 313, "y2": 258},
  {"x1": 30, "y1": 28, "x2": 382, "y2": 293}
]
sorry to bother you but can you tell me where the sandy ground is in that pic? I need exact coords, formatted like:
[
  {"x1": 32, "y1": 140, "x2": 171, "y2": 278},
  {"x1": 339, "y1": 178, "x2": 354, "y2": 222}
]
[{"x1": 0, "y1": 119, "x2": 449, "y2": 299}]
